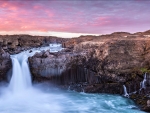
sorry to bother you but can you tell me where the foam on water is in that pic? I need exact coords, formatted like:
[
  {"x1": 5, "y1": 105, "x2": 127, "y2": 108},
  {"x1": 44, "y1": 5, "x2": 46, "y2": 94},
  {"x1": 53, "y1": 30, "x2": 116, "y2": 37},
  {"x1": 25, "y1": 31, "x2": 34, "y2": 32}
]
[{"x1": 0, "y1": 46, "x2": 146, "y2": 113}]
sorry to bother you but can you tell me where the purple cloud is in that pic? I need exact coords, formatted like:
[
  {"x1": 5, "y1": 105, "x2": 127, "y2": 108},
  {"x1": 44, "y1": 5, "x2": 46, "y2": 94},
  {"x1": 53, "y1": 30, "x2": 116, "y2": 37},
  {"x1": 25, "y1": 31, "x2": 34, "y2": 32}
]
[{"x1": 0, "y1": 0, "x2": 150, "y2": 34}]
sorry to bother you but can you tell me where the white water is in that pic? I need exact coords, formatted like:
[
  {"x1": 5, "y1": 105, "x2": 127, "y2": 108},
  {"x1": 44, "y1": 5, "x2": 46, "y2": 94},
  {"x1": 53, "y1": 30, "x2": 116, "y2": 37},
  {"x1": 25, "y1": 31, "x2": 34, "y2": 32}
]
[
  {"x1": 141, "y1": 73, "x2": 147, "y2": 89},
  {"x1": 123, "y1": 85, "x2": 129, "y2": 97},
  {"x1": 0, "y1": 46, "x2": 146, "y2": 113},
  {"x1": 9, "y1": 56, "x2": 31, "y2": 92}
]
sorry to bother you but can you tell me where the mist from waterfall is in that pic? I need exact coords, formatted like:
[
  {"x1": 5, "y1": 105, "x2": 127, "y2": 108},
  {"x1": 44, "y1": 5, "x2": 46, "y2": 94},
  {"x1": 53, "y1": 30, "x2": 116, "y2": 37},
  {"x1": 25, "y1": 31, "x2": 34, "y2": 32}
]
[{"x1": 0, "y1": 45, "x2": 146, "y2": 113}]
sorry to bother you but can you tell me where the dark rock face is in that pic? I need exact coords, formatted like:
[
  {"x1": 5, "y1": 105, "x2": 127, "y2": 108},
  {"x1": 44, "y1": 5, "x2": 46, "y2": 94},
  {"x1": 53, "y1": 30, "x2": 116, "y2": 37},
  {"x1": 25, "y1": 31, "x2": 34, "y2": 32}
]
[
  {"x1": 29, "y1": 39, "x2": 150, "y2": 86},
  {"x1": 0, "y1": 47, "x2": 11, "y2": 81}
]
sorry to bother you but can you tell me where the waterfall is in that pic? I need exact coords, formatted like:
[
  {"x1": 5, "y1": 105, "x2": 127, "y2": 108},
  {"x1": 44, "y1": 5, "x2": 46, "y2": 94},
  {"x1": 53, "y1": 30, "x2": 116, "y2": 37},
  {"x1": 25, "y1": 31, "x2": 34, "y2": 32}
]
[
  {"x1": 123, "y1": 85, "x2": 129, "y2": 97},
  {"x1": 9, "y1": 55, "x2": 32, "y2": 92},
  {"x1": 8, "y1": 45, "x2": 62, "y2": 92},
  {"x1": 140, "y1": 73, "x2": 147, "y2": 90},
  {"x1": 21, "y1": 55, "x2": 32, "y2": 87},
  {"x1": 141, "y1": 73, "x2": 147, "y2": 89}
]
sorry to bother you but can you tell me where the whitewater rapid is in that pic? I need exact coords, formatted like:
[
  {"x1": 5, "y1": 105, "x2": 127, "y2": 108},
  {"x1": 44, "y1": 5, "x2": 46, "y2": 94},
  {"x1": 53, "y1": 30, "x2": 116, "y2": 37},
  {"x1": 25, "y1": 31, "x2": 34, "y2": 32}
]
[{"x1": 0, "y1": 46, "x2": 146, "y2": 113}]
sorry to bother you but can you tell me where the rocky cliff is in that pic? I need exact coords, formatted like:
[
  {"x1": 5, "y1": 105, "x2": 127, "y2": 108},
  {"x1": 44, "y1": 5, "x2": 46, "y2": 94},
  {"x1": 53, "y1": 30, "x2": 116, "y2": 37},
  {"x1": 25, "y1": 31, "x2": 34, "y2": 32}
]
[
  {"x1": 28, "y1": 32, "x2": 150, "y2": 111},
  {"x1": 29, "y1": 37, "x2": 150, "y2": 88},
  {"x1": 0, "y1": 47, "x2": 11, "y2": 81}
]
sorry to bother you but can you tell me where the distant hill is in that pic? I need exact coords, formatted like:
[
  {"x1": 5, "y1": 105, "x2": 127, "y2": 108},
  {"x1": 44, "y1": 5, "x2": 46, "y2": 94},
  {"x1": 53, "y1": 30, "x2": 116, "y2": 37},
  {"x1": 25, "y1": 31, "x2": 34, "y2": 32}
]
[{"x1": 134, "y1": 30, "x2": 150, "y2": 35}]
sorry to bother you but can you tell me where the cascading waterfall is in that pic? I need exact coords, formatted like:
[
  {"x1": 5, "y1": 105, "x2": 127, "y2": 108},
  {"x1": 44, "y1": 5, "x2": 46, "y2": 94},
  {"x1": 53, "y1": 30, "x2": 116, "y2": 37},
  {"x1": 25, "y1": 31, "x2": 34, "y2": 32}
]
[
  {"x1": 123, "y1": 85, "x2": 129, "y2": 97},
  {"x1": 9, "y1": 55, "x2": 32, "y2": 92},
  {"x1": 21, "y1": 55, "x2": 32, "y2": 87},
  {"x1": 139, "y1": 72, "x2": 147, "y2": 92},
  {"x1": 8, "y1": 45, "x2": 59, "y2": 92},
  {"x1": 141, "y1": 73, "x2": 147, "y2": 89},
  {"x1": 122, "y1": 73, "x2": 148, "y2": 97}
]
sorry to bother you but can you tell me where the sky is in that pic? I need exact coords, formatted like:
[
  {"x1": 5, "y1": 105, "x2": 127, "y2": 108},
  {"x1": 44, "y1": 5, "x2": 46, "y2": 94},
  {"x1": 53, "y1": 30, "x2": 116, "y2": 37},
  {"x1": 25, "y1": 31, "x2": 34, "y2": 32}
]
[{"x1": 0, "y1": 0, "x2": 150, "y2": 38}]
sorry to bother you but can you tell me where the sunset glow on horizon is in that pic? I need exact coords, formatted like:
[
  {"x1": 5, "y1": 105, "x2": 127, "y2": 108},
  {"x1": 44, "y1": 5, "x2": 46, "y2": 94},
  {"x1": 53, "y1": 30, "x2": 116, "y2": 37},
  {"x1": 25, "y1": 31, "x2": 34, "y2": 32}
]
[{"x1": 0, "y1": 0, "x2": 150, "y2": 37}]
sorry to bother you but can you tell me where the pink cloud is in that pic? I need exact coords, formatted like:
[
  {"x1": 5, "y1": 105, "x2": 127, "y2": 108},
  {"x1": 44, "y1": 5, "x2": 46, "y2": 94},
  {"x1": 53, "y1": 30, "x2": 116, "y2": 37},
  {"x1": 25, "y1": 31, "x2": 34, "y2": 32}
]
[{"x1": 0, "y1": 0, "x2": 150, "y2": 34}]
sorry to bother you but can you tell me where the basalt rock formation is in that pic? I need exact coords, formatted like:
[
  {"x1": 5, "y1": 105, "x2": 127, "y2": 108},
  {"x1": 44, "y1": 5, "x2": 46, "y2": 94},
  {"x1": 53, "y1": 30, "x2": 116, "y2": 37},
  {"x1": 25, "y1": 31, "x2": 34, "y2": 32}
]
[
  {"x1": 28, "y1": 32, "x2": 150, "y2": 111},
  {"x1": 0, "y1": 47, "x2": 11, "y2": 81}
]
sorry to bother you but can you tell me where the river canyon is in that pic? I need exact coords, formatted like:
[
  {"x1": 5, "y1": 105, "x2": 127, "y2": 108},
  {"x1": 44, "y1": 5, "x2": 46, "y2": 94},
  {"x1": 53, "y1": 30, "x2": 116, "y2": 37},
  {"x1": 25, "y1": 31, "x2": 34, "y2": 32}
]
[{"x1": 1, "y1": 30, "x2": 150, "y2": 112}]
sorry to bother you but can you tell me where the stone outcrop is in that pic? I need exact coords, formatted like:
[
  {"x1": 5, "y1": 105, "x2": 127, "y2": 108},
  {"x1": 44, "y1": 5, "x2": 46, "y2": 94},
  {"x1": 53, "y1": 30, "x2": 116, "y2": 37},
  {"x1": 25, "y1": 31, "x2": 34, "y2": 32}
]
[{"x1": 0, "y1": 47, "x2": 11, "y2": 81}]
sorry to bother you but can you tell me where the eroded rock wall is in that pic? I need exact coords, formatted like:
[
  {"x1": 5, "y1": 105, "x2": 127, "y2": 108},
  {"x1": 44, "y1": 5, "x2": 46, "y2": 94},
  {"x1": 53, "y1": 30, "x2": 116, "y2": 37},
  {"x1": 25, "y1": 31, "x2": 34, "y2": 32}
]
[
  {"x1": 29, "y1": 38, "x2": 150, "y2": 111},
  {"x1": 29, "y1": 39, "x2": 150, "y2": 92},
  {"x1": 0, "y1": 47, "x2": 11, "y2": 81}
]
